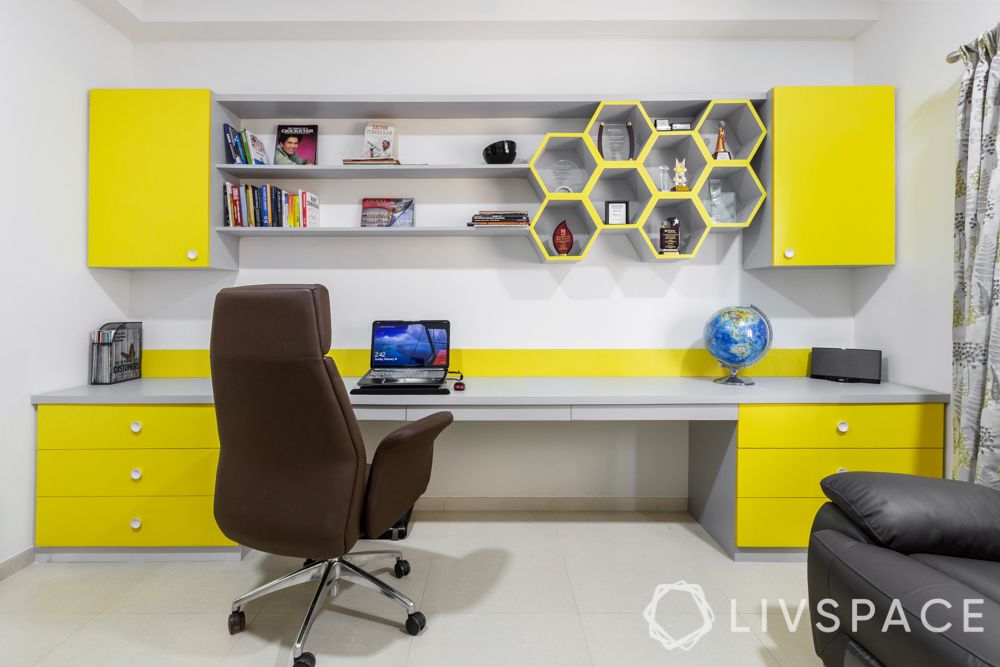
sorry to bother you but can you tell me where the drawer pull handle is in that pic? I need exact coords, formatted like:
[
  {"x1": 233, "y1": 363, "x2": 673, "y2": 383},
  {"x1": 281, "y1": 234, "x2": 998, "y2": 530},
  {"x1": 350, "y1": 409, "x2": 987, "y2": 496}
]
[
  {"x1": 130, "y1": 468, "x2": 142, "y2": 481},
  {"x1": 187, "y1": 249, "x2": 198, "y2": 261},
  {"x1": 130, "y1": 421, "x2": 142, "y2": 434},
  {"x1": 129, "y1": 518, "x2": 142, "y2": 530},
  {"x1": 784, "y1": 248, "x2": 795, "y2": 259},
  {"x1": 836, "y1": 467, "x2": 848, "y2": 473},
  {"x1": 837, "y1": 421, "x2": 849, "y2": 433}
]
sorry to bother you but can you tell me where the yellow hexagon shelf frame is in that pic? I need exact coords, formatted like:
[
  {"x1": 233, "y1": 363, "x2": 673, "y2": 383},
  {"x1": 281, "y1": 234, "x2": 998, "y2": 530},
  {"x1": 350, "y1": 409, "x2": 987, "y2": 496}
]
[
  {"x1": 528, "y1": 196, "x2": 602, "y2": 262},
  {"x1": 587, "y1": 164, "x2": 656, "y2": 230},
  {"x1": 639, "y1": 131, "x2": 713, "y2": 195},
  {"x1": 628, "y1": 195, "x2": 712, "y2": 261},
  {"x1": 528, "y1": 133, "x2": 601, "y2": 198},
  {"x1": 699, "y1": 163, "x2": 766, "y2": 229},
  {"x1": 694, "y1": 100, "x2": 766, "y2": 163},
  {"x1": 525, "y1": 99, "x2": 766, "y2": 263},
  {"x1": 584, "y1": 101, "x2": 656, "y2": 167}
]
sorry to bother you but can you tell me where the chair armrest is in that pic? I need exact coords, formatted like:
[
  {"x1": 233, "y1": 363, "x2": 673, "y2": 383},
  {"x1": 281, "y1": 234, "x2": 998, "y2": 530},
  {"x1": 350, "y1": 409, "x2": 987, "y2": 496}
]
[
  {"x1": 820, "y1": 472, "x2": 1000, "y2": 560},
  {"x1": 362, "y1": 411, "x2": 453, "y2": 538}
]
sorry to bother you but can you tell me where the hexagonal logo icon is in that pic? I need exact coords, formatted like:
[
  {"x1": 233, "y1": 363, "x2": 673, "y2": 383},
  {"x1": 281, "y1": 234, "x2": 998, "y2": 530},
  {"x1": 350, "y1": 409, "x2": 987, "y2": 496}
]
[{"x1": 643, "y1": 581, "x2": 715, "y2": 651}]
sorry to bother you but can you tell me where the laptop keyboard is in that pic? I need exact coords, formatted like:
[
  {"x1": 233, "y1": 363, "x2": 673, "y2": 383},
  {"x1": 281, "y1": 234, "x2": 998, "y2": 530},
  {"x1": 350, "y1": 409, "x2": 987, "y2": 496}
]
[{"x1": 368, "y1": 369, "x2": 445, "y2": 380}]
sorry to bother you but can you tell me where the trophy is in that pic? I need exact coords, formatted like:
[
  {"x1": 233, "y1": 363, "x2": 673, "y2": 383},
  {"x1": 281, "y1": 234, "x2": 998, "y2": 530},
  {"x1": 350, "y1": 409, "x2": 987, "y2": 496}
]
[
  {"x1": 658, "y1": 165, "x2": 671, "y2": 192},
  {"x1": 713, "y1": 121, "x2": 732, "y2": 160},
  {"x1": 550, "y1": 159, "x2": 587, "y2": 193},
  {"x1": 671, "y1": 158, "x2": 690, "y2": 192},
  {"x1": 659, "y1": 217, "x2": 680, "y2": 254},
  {"x1": 597, "y1": 121, "x2": 635, "y2": 161},
  {"x1": 552, "y1": 220, "x2": 574, "y2": 256}
]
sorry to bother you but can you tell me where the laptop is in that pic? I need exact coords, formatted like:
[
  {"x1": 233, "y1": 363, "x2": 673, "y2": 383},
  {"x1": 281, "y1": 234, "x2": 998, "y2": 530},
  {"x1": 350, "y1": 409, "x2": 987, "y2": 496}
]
[{"x1": 356, "y1": 320, "x2": 450, "y2": 387}]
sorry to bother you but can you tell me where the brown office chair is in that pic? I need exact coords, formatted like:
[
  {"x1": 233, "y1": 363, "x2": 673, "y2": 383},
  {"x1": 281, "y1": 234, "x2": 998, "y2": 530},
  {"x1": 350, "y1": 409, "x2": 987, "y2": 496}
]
[{"x1": 210, "y1": 284, "x2": 453, "y2": 667}]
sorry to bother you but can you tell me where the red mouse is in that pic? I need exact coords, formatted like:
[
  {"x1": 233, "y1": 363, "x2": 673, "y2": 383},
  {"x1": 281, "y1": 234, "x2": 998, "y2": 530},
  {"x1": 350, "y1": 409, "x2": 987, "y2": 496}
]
[{"x1": 453, "y1": 381, "x2": 466, "y2": 391}]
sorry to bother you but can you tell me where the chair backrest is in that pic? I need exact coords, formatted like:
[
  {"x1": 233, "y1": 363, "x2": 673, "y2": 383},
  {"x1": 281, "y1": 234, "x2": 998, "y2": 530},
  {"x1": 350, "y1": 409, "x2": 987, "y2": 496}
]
[{"x1": 210, "y1": 284, "x2": 366, "y2": 559}]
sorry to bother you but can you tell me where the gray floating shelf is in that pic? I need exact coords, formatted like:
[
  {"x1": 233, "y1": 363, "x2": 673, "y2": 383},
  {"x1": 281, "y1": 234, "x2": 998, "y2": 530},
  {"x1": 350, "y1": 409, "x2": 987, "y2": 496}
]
[
  {"x1": 214, "y1": 226, "x2": 531, "y2": 237},
  {"x1": 216, "y1": 163, "x2": 530, "y2": 180}
]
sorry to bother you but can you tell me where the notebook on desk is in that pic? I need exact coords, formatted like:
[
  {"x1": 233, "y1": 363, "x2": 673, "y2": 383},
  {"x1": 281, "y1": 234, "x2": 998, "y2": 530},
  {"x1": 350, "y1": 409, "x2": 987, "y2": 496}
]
[{"x1": 354, "y1": 320, "x2": 449, "y2": 391}]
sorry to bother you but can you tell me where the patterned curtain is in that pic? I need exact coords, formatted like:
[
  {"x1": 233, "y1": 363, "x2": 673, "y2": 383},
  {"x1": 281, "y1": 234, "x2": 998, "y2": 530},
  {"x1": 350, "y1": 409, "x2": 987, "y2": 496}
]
[{"x1": 954, "y1": 29, "x2": 1000, "y2": 488}]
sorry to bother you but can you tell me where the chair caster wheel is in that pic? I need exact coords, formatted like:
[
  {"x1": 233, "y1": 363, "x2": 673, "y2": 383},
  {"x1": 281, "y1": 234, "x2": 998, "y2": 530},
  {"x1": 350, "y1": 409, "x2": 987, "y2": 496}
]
[
  {"x1": 405, "y1": 611, "x2": 426, "y2": 636},
  {"x1": 293, "y1": 652, "x2": 316, "y2": 667},
  {"x1": 394, "y1": 559, "x2": 411, "y2": 578},
  {"x1": 228, "y1": 610, "x2": 246, "y2": 635}
]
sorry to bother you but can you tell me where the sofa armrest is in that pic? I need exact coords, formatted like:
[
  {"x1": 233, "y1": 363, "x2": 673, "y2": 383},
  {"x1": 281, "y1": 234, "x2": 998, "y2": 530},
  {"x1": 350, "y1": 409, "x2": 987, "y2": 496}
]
[
  {"x1": 362, "y1": 411, "x2": 453, "y2": 538},
  {"x1": 820, "y1": 472, "x2": 1000, "y2": 561}
]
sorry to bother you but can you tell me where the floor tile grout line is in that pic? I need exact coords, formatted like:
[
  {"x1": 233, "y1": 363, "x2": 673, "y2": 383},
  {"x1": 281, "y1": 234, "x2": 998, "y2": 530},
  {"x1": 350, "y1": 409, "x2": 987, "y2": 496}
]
[
  {"x1": 739, "y1": 610, "x2": 785, "y2": 667},
  {"x1": 404, "y1": 556, "x2": 434, "y2": 667},
  {"x1": 555, "y1": 519, "x2": 597, "y2": 667},
  {"x1": 29, "y1": 611, "x2": 102, "y2": 666}
]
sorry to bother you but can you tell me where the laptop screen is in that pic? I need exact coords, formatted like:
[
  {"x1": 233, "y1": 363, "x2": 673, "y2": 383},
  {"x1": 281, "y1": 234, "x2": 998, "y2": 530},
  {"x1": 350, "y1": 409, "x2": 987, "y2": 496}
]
[{"x1": 371, "y1": 321, "x2": 449, "y2": 368}]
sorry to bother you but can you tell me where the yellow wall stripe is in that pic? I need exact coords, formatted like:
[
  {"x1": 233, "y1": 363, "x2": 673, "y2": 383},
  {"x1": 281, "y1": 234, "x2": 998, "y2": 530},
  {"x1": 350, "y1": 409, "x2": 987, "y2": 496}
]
[{"x1": 143, "y1": 348, "x2": 810, "y2": 379}]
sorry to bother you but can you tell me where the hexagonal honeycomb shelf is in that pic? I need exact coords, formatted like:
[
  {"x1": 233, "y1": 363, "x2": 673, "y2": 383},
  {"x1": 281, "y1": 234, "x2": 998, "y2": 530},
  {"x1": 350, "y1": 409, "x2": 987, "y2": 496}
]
[
  {"x1": 587, "y1": 166, "x2": 655, "y2": 229},
  {"x1": 699, "y1": 163, "x2": 766, "y2": 228},
  {"x1": 640, "y1": 132, "x2": 711, "y2": 194},
  {"x1": 529, "y1": 133, "x2": 600, "y2": 197},
  {"x1": 695, "y1": 100, "x2": 766, "y2": 162},
  {"x1": 529, "y1": 197, "x2": 601, "y2": 262},
  {"x1": 525, "y1": 99, "x2": 766, "y2": 263},
  {"x1": 628, "y1": 196, "x2": 711, "y2": 261},
  {"x1": 584, "y1": 101, "x2": 656, "y2": 165}
]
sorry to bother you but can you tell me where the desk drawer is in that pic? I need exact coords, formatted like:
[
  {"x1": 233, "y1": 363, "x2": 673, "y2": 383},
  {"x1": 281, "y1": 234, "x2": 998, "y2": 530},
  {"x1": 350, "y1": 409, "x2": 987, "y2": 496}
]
[
  {"x1": 737, "y1": 448, "x2": 942, "y2": 498},
  {"x1": 36, "y1": 496, "x2": 234, "y2": 547},
  {"x1": 738, "y1": 404, "x2": 944, "y2": 449},
  {"x1": 37, "y1": 449, "x2": 219, "y2": 497},
  {"x1": 38, "y1": 405, "x2": 219, "y2": 450},
  {"x1": 736, "y1": 497, "x2": 828, "y2": 548}
]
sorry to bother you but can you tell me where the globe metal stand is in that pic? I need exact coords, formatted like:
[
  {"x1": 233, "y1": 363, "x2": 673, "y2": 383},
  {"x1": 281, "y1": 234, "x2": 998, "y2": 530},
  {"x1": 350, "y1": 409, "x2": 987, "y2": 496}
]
[{"x1": 714, "y1": 365, "x2": 754, "y2": 386}]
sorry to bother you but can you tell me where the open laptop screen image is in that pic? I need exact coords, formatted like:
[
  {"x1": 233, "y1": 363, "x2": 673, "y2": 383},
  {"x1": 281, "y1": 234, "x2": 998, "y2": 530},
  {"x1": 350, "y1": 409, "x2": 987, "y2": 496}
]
[{"x1": 358, "y1": 321, "x2": 449, "y2": 386}]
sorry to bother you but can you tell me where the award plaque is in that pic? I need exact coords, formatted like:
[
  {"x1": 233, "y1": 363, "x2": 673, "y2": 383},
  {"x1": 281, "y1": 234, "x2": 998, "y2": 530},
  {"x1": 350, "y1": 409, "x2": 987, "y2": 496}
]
[
  {"x1": 552, "y1": 220, "x2": 575, "y2": 256},
  {"x1": 713, "y1": 121, "x2": 733, "y2": 160},
  {"x1": 654, "y1": 118, "x2": 672, "y2": 131},
  {"x1": 659, "y1": 217, "x2": 680, "y2": 254},
  {"x1": 550, "y1": 159, "x2": 587, "y2": 193},
  {"x1": 671, "y1": 158, "x2": 690, "y2": 192},
  {"x1": 597, "y1": 121, "x2": 635, "y2": 161},
  {"x1": 605, "y1": 201, "x2": 629, "y2": 225}
]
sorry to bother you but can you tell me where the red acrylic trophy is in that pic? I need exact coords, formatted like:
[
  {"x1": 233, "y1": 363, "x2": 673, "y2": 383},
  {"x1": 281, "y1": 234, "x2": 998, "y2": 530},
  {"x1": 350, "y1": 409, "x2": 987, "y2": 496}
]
[{"x1": 552, "y1": 220, "x2": 574, "y2": 256}]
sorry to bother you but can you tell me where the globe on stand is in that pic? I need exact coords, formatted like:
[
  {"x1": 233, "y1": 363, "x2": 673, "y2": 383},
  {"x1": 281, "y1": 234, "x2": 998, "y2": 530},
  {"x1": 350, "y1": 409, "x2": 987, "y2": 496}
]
[{"x1": 703, "y1": 305, "x2": 772, "y2": 386}]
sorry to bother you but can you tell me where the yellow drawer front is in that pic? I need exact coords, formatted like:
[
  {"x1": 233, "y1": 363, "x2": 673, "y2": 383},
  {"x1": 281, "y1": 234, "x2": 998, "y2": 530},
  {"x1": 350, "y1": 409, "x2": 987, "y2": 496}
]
[
  {"x1": 37, "y1": 405, "x2": 219, "y2": 450},
  {"x1": 736, "y1": 498, "x2": 828, "y2": 548},
  {"x1": 737, "y1": 448, "x2": 943, "y2": 498},
  {"x1": 36, "y1": 497, "x2": 234, "y2": 547},
  {"x1": 738, "y1": 404, "x2": 944, "y2": 449},
  {"x1": 37, "y1": 449, "x2": 219, "y2": 497}
]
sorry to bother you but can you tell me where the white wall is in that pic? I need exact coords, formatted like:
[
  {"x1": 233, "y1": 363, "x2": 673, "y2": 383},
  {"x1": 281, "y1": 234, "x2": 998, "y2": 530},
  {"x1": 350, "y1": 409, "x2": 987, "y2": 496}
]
[
  {"x1": 0, "y1": 1, "x2": 132, "y2": 562},
  {"x1": 126, "y1": 37, "x2": 856, "y2": 502},
  {"x1": 853, "y1": 1, "x2": 999, "y2": 393}
]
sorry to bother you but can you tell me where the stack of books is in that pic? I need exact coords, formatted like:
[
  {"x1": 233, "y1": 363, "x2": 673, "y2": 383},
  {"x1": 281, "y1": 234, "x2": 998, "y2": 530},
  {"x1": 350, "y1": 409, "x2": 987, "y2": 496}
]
[
  {"x1": 223, "y1": 124, "x2": 268, "y2": 165},
  {"x1": 223, "y1": 182, "x2": 319, "y2": 228},
  {"x1": 467, "y1": 210, "x2": 531, "y2": 228}
]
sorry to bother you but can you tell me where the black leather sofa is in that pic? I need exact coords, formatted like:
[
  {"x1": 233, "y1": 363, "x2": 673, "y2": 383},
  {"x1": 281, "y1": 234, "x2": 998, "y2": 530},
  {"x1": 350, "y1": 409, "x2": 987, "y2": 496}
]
[{"x1": 808, "y1": 472, "x2": 1000, "y2": 667}]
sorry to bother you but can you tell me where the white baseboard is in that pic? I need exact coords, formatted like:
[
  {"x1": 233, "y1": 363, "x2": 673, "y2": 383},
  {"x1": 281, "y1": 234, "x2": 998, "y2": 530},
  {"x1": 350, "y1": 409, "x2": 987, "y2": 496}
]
[
  {"x1": 34, "y1": 546, "x2": 246, "y2": 563},
  {"x1": 414, "y1": 497, "x2": 687, "y2": 512},
  {"x1": 0, "y1": 547, "x2": 34, "y2": 581}
]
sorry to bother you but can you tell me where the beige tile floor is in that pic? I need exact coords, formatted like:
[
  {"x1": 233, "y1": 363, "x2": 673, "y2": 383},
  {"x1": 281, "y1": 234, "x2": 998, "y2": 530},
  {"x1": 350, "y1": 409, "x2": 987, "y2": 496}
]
[{"x1": 0, "y1": 512, "x2": 822, "y2": 667}]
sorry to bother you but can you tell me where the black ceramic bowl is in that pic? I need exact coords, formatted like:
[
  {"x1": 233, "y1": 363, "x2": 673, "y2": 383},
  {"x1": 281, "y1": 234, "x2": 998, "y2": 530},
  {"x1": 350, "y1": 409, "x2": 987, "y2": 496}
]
[{"x1": 483, "y1": 140, "x2": 517, "y2": 164}]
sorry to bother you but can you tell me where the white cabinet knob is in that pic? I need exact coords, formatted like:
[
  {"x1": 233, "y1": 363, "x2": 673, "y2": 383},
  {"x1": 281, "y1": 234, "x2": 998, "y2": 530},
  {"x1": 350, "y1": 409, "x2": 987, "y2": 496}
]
[
  {"x1": 836, "y1": 467, "x2": 848, "y2": 473},
  {"x1": 130, "y1": 468, "x2": 142, "y2": 481},
  {"x1": 129, "y1": 518, "x2": 142, "y2": 530},
  {"x1": 784, "y1": 248, "x2": 795, "y2": 259},
  {"x1": 837, "y1": 420, "x2": 849, "y2": 433},
  {"x1": 130, "y1": 421, "x2": 142, "y2": 434},
  {"x1": 186, "y1": 249, "x2": 198, "y2": 261}
]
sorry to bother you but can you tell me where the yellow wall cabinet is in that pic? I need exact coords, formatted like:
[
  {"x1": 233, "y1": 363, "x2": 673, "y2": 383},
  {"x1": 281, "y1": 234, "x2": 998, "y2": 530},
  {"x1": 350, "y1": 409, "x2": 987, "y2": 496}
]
[
  {"x1": 35, "y1": 404, "x2": 234, "y2": 548},
  {"x1": 88, "y1": 89, "x2": 237, "y2": 269},
  {"x1": 743, "y1": 86, "x2": 895, "y2": 268}
]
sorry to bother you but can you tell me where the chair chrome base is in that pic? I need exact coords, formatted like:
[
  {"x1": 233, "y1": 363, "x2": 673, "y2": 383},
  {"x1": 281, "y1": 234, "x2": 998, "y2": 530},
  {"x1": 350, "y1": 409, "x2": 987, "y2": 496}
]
[{"x1": 228, "y1": 550, "x2": 425, "y2": 663}]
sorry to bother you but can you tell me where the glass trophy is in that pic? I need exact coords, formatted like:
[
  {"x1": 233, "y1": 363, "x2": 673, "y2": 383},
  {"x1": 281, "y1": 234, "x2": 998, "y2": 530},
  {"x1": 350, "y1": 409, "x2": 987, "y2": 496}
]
[
  {"x1": 550, "y1": 159, "x2": 587, "y2": 193},
  {"x1": 708, "y1": 179, "x2": 737, "y2": 221},
  {"x1": 552, "y1": 220, "x2": 575, "y2": 256},
  {"x1": 713, "y1": 121, "x2": 733, "y2": 160},
  {"x1": 658, "y1": 165, "x2": 671, "y2": 192},
  {"x1": 597, "y1": 121, "x2": 635, "y2": 161}
]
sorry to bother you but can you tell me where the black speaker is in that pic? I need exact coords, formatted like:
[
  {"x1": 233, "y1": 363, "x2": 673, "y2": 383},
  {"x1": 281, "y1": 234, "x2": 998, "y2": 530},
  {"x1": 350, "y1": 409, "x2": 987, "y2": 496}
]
[{"x1": 809, "y1": 347, "x2": 882, "y2": 384}]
